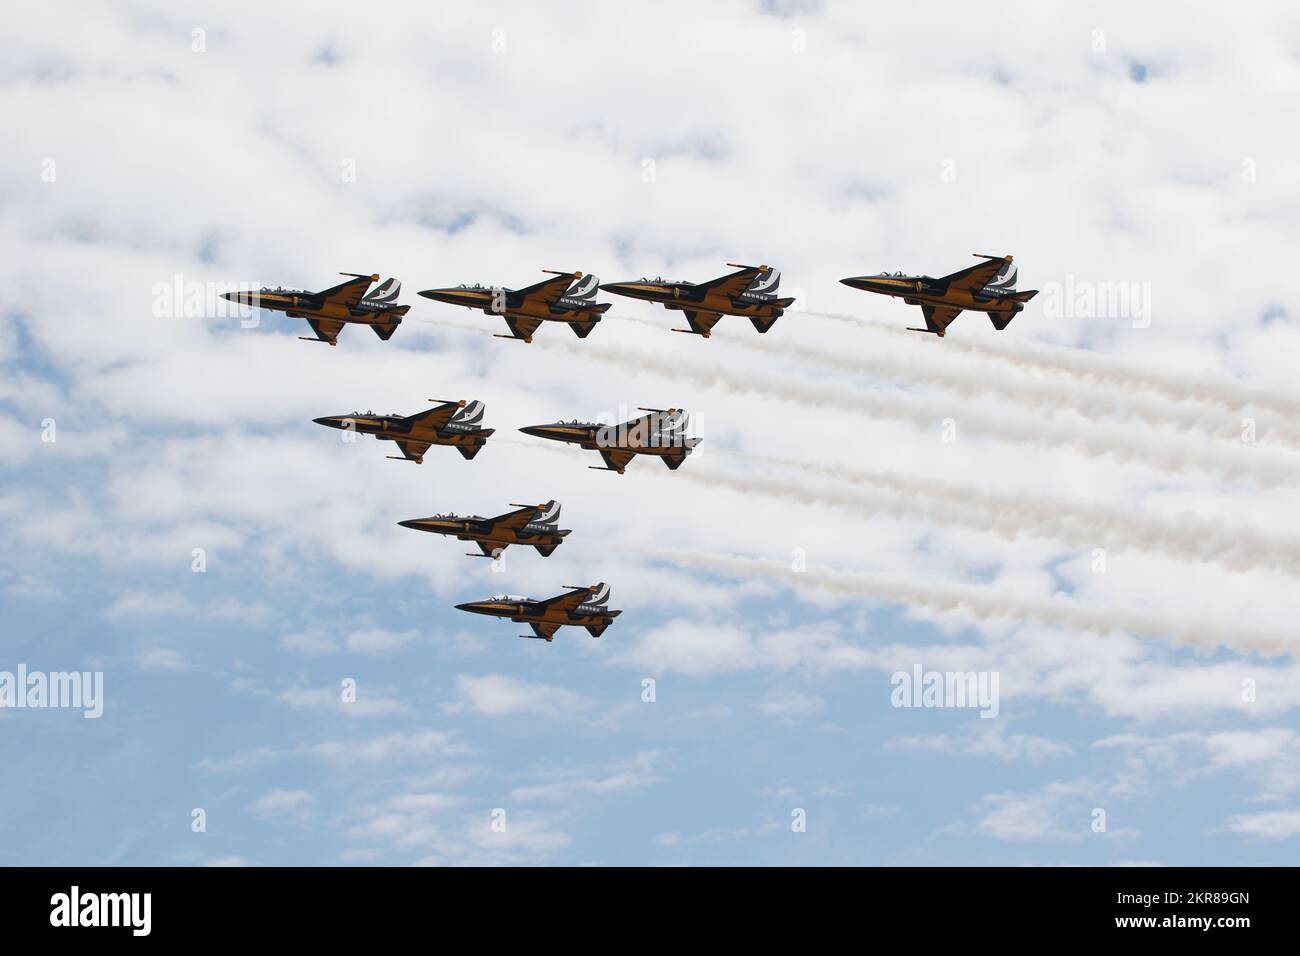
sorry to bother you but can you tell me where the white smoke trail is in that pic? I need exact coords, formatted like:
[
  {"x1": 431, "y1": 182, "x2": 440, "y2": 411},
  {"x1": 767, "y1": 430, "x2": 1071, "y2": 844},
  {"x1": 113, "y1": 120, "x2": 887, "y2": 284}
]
[
  {"x1": 515, "y1": 424, "x2": 1300, "y2": 578},
  {"x1": 811, "y1": 310, "x2": 1300, "y2": 420},
  {"x1": 651, "y1": 551, "x2": 1291, "y2": 656},
  {"x1": 687, "y1": 453, "x2": 1300, "y2": 578},
  {"x1": 530, "y1": 336, "x2": 1300, "y2": 488},
  {"x1": 636, "y1": 316, "x2": 1300, "y2": 449}
]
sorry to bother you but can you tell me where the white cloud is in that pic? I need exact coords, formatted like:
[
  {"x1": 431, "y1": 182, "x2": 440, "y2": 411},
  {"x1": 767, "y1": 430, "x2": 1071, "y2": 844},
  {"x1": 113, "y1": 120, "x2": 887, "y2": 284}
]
[
  {"x1": 447, "y1": 673, "x2": 593, "y2": 718},
  {"x1": 509, "y1": 751, "x2": 666, "y2": 803},
  {"x1": 759, "y1": 688, "x2": 825, "y2": 719},
  {"x1": 248, "y1": 789, "x2": 313, "y2": 821},
  {"x1": 345, "y1": 627, "x2": 421, "y2": 656},
  {"x1": 136, "y1": 647, "x2": 189, "y2": 672},
  {"x1": 1220, "y1": 810, "x2": 1300, "y2": 840},
  {"x1": 888, "y1": 722, "x2": 1074, "y2": 763},
  {"x1": 277, "y1": 686, "x2": 409, "y2": 719}
]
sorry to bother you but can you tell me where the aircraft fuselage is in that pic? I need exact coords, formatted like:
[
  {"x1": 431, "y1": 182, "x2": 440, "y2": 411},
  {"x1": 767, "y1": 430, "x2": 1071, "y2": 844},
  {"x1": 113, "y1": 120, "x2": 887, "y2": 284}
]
[
  {"x1": 312, "y1": 414, "x2": 490, "y2": 451},
  {"x1": 601, "y1": 281, "x2": 785, "y2": 318},
  {"x1": 398, "y1": 516, "x2": 568, "y2": 553},
  {"x1": 221, "y1": 290, "x2": 407, "y2": 326},
  {"x1": 419, "y1": 286, "x2": 603, "y2": 322},
  {"x1": 839, "y1": 276, "x2": 1026, "y2": 315}
]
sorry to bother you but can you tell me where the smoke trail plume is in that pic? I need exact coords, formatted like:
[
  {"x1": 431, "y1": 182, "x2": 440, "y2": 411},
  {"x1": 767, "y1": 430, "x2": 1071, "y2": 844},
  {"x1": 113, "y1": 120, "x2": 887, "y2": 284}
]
[
  {"x1": 683, "y1": 453, "x2": 1300, "y2": 578},
  {"x1": 652, "y1": 551, "x2": 1291, "y2": 656},
  {"x1": 811, "y1": 311, "x2": 1300, "y2": 420},
  {"x1": 649, "y1": 317, "x2": 1300, "y2": 449},
  {"x1": 531, "y1": 336, "x2": 1300, "y2": 488}
]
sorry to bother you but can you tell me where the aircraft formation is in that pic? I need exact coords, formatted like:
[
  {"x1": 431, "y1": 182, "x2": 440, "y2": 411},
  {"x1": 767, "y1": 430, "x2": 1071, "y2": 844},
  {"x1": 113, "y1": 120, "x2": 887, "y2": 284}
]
[{"x1": 225, "y1": 254, "x2": 1039, "y2": 642}]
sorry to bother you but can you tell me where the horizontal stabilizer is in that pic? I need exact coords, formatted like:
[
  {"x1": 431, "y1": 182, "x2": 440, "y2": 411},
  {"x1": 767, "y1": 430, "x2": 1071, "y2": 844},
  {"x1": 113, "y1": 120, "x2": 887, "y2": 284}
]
[{"x1": 372, "y1": 320, "x2": 401, "y2": 340}]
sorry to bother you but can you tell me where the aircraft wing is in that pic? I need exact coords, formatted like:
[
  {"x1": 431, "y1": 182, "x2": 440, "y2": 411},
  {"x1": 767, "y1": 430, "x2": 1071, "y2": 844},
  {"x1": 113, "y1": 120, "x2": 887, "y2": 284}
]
[
  {"x1": 681, "y1": 310, "x2": 723, "y2": 336},
  {"x1": 938, "y1": 257, "x2": 1008, "y2": 294},
  {"x1": 598, "y1": 449, "x2": 636, "y2": 473},
  {"x1": 304, "y1": 318, "x2": 346, "y2": 343},
  {"x1": 523, "y1": 622, "x2": 559, "y2": 642},
  {"x1": 539, "y1": 587, "x2": 593, "y2": 614},
  {"x1": 394, "y1": 439, "x2": 431, "y2": 462},
  {"x1": 317, "y1": 274, "x2": 375, "y2": 309},
  {"x1": 514, "y1": 272, "x2": 576, "y2": 307},
  {"x1": 504, "y1": 315, "x2": 543, "y2": 341},
  {"x1": 698, "y1": 265, "x2": 764, "y2": 299},
  {"x1": 491, "y1": 504, "x2": 542, "y2": 533},
  {"x1": 403, "y1": 401, "x2": 461, "y2": 431},
  {"x1": 920, "y1": 304, "x2": 963, "y2": 334}
]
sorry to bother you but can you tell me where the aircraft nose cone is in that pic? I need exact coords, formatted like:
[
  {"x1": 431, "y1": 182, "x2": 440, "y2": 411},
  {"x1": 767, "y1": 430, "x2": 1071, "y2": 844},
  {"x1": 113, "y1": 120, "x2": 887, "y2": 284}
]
[
  {"x1": 840, "y1": 277, "x2": 870, "y2": 290},
  {"x1": 313, "y1": 416, "x2": 344, "y2": 429},
  {"x1": 600, "y1": 282, "x2": 636, "y2": 298},
  {"x1": 418, "y1": 287, "x2": 471, "y2": 304},
  {"x1": 519, "y1": 425, "x2": 549, "y2": 439},
  {"x1": 397, "y1": 519, "x2": 420, "y2": 530}
]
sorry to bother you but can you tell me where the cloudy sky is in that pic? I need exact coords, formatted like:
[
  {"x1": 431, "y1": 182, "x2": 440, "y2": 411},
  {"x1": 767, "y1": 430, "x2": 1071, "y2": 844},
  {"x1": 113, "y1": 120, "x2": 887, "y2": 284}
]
[{"x1": 3, "y1": 1, "x2": 1300, "y2": 865}]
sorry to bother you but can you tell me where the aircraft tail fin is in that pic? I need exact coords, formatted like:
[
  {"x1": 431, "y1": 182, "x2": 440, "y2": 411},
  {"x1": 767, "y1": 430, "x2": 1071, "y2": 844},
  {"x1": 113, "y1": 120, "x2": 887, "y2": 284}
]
[
  {"x1": 570, "y1": 318, "x2": 601, "y2": 338},
  {"x1": 984, "y1": 261, "x2": 1018, "y2": 292},
  {"x1": 746, "y1": 267, "x2": 782, "y2": 296},
  {"x1": 749, "y1": 314, "x2": 781, "y2": 334},
  {"x1": 1009, "y1": 289, "x2": 1038, "y2": 302},
  {"x1": 586, "y1": 621, "x2": 610, "y2": 638},
  {"x1": 565, "y1": 273, "x2": 601, "y2": 302},
  {"x1": 451, "y1": 400, "x2": 486, "y2": 428},
  {"x1": 534, "y1": 543, "x2": 559, "y2": 557},
  {"x1": 364, "y1": 278, "x2": 402, "y2": 303}
]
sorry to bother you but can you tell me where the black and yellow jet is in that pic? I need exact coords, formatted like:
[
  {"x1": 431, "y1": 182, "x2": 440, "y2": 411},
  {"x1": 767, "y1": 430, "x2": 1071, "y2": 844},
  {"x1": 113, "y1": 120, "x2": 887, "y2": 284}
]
[
  {"x1": 519, "y1": 407, "x2": 701, "y2": 474},
  {"x1": 418, "y1": 270, "x2": 610, "y2": 342},
  {"x1": 456, "y1": 583, "x2": 621, "y2": 642},
  {"x1": 222, "y1": 272, "x2": 408, "y2": 345},
  {"x1": 313, "y1": 399, "x2": 493, "y2": 463},
  {"x1": 398, "y1": 500, "x2": 570, "y2": 558},
  {"x1": 602, "y1": 263, "x2": 793, "y2": 338},
  {"x1": 840, "y1": 254, "x2": 1037, "y2": 337}
]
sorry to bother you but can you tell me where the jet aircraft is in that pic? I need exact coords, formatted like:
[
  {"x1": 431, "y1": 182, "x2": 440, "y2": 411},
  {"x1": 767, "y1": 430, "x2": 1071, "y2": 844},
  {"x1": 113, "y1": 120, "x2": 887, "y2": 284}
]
[
  {"x1": 418, "y1": 270, "x2": 610, "y2": 342},
  {"x1": 455, "y1": 583, "x2": 621, "y2": 642},
  {"x1": 398, "y1": 500, "x2": 570, "y2": 558},
  {"x1": 519, "y1": 407, "x2": 700, "y2": 474},
  {"x1": 601, "y1": 263, "x2": 793, "y2": 338},
  {"x1": 222, "y1": 272, "x2": 408, "y2": 345},
  {"x1": 839, "y1": 254, "x2": 1037, "y2": 337},
  {"x1": 312, "y1": 399, "x2": 493, "y2": 463}
]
